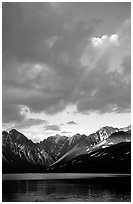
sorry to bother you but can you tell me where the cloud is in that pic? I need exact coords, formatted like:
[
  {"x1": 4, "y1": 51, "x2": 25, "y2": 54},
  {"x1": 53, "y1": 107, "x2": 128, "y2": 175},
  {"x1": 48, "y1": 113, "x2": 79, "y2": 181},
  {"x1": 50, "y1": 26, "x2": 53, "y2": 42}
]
[
  {"x1": 44, "y1": 125, "x2": 61, "y2": 131},
  {"x1": 12, "y1": 118, "x2": 46, "y2": 130},
  {"x1": 45, "y1": 36, "x2": 58, "y2": 48},
  {"x1": 2, "y1": 3, "x2": 131, "y2": 127},
  {"x1": 67, "y1": 121, "x2": 78, "y2": 125},
  {"x1": 2, "y1": 104, "x2": 25, "y2": 123},
  {"x1": 2, "y1": 104, "x2": 46, "y2": 132},
  {"x1": 76, "y1": 19, "x2": 131, "y2": 114},
  {"x1": 91, "y1": 34, "x2": 119, "y2": 47},
  {"x1": 3, "y1": 3, "x2": 63, "y2": 63},
  {"x1": 2, "y1": 2, "x2": 96, "y2": 123},
  {"x1": 61, "y1": 131, "x2": 72, "y2": 134}
]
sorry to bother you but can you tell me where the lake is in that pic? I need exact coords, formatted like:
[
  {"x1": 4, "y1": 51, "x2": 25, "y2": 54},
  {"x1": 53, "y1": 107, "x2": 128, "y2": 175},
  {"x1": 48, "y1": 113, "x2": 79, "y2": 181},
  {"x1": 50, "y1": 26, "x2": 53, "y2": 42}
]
[{"x1": 2, "y1": 173, "x2": 131, "y2": 202}]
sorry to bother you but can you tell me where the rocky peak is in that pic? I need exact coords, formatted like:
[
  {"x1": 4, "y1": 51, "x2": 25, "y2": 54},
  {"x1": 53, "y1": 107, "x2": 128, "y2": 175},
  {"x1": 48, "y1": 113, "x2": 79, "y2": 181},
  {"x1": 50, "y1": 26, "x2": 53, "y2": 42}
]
[
  {"x1": 97, "y1": 126, "x2": 118, "y2": 141},
  {"x1": 120, "y1": 125, "x2": 131, "y2": 132},
  {"x1": 47, "y1": 134, "x2": 66, "y2": 144},
  {"x1": 7, "y1": 129, "x2": 35, "y2": 147},
  {"x1": 9, "y1": 129, "x2": 19, "y2": 134},
  {"x1": 68, "y1": 133, "x2": 81, "y2": 147}
]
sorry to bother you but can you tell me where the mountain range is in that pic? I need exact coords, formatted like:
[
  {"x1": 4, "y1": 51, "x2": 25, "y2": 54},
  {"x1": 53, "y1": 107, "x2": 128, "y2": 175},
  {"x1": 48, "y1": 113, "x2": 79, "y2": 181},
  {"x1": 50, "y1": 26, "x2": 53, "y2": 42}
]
[{"x1": 2, "y1": 125, "x2": 131, "y2": 173}]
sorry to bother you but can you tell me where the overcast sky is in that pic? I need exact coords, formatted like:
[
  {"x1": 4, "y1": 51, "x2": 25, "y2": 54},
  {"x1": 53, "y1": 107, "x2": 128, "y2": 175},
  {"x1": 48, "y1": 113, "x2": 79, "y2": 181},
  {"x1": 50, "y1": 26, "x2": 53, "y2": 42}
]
[{"x1": 2, "y1": 2, "x2": 131, "y2": 142}]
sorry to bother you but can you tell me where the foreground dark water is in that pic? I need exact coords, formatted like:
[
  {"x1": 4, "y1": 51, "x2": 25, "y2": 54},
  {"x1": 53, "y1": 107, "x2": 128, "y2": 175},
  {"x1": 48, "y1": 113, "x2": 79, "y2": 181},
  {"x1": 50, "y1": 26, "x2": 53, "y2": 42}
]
[{"x1": 2, "y1": 174, "x2": 131, "y2": 202}]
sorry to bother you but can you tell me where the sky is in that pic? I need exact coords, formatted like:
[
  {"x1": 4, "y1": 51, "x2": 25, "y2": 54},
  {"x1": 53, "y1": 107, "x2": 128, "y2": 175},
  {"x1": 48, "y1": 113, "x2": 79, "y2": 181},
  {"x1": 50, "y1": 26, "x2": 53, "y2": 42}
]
[{"x1": 2, "y1": 2, "x2": 131, "y2": 142}]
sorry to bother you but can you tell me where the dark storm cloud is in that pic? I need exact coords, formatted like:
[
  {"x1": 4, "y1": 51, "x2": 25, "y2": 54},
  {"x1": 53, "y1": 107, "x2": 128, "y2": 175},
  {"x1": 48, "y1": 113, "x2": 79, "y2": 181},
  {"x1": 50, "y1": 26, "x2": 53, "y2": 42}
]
[
  {"x1": 12, "y1": 118, "x2": 46, "y2": 130},
  {"x1": 3, "y1": 2, "x2": 95, "y2": 63},
  {"x1": 2, "y1": 104, "x2": 24, "y2": 123},
  {"x1": 76, "y1": 55, "x2": 131, "y2": 114},
  {"x1": 3, "y1": 2, "x2": 64, "y2": 63},
  {"x1": 67, "y1": 121, "x2": 78, "y2": 125},
  {"x1": 2, "y1": 2, "x2": 131, "y2": 124},
  {"x1": 45, "y1": 125, "x2": 60, "y2": 131},
  {"x1": 2, "y1": 2, "x2": 96, "y2": 122}
]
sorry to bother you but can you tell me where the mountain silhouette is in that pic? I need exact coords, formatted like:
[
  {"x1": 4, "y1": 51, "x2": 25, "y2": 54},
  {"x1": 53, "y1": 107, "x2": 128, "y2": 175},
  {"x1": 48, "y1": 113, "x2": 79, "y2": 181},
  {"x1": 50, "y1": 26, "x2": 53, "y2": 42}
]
[{"x1": 2, "y1": 125, "x2": 131, "y2": 173}]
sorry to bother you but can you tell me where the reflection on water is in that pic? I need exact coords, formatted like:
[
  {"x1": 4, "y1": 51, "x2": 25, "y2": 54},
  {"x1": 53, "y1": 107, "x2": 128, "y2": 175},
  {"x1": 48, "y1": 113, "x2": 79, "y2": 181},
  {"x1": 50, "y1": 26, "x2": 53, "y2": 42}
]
[{"x1": 2, "y1": 175, "x2": 131, "y2": 202}]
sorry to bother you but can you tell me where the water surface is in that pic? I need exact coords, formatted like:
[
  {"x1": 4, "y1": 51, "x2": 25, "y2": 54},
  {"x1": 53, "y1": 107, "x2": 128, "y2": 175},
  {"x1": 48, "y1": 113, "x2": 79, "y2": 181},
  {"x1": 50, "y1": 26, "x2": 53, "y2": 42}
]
[{"x1": 2, "y1": 174, "x2": 131, "y2": 202}]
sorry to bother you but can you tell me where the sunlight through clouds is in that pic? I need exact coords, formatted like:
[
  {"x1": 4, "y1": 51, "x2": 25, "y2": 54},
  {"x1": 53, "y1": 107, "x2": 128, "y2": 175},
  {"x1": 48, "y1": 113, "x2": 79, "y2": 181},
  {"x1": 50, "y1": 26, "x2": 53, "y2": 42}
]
[
  {"x1": 91, "y1": 34, "x2": 119, "y2": 47},
  {"x1": 2, "y1": 2, "x2": 130, "y2": 139}
]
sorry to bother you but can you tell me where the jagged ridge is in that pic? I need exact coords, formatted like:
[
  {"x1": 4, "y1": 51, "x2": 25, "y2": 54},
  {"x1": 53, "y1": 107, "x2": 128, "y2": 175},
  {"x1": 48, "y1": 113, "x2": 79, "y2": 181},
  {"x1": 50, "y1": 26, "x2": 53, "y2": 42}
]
[{"x1": 2, "y1": 125, "x2": 131, "y2": 173}]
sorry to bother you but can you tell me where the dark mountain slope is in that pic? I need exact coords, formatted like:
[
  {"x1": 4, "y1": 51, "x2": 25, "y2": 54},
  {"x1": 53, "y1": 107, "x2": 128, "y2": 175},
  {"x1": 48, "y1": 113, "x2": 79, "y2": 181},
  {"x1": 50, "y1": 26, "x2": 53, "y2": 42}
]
[
  {"x1": 48, "y1": 129, "x2": 131, "y2": 168},
  {"x1": 38, "y1": 135, "x2": 69, "y2": 161},
  {"x1": 2, "y1": 129, "x2": 54, "y2": 173},
  {"x1": 38, "y1": 126, "x2": 118, "y2": 162},
  {"x1": 47, "y1": 142, "x2": 131, "y2": 173},
  {"x1": 2, "y1": 125, "x2": 131, "y2": 173}
]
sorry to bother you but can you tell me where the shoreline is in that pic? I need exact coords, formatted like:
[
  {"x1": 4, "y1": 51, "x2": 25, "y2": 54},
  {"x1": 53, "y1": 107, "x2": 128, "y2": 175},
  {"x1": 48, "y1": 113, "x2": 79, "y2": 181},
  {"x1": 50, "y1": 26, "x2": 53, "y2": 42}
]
[{"x1": 2, "y1": 173, "x2": 131, "y2": 180}]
